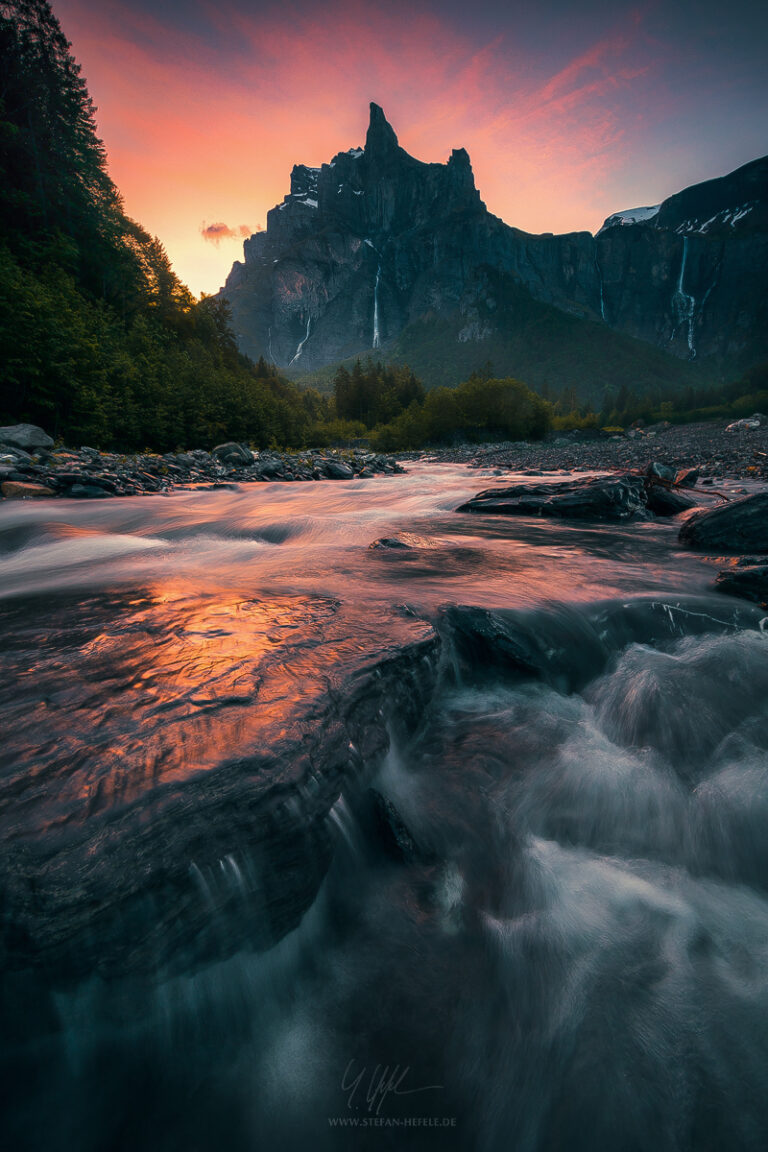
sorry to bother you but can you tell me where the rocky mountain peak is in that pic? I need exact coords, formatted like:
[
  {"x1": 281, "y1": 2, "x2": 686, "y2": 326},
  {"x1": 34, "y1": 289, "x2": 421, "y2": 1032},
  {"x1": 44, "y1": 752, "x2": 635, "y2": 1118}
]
[
  {"x1": 365, "y1": 102, "x2": 399, "y2": 157},
  {"x1": 219, "y1": 109, "x2": 767, "y2": 380}
]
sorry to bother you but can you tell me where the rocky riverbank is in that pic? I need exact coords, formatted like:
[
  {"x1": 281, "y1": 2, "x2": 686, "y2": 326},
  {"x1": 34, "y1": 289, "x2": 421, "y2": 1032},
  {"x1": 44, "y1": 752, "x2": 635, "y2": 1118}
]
[
  {"x1": 0, "y1": 424, "x2": 405, "y2": 500},
  {"x1": 422, "y1": 419, "x2": 768, "y2": 482}
]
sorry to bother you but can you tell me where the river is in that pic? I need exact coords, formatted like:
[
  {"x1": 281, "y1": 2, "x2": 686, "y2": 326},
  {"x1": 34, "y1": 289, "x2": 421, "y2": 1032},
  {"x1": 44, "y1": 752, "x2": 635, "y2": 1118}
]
[{"x1": 2, "y1": 463, "x2": 768, "y2": 1151}]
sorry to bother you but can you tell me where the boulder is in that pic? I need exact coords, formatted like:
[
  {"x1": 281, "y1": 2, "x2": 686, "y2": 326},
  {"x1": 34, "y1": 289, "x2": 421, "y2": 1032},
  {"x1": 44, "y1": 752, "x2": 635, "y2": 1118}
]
[
  {"x1": 646, "y1": 461, "x2": 676, "y2": 483},
  {"x1": 0, "y1": 424, "x2": 54, "y2": 451},
  {"x1": 715, "y1": 564, "x2": 768, "y2": 605},
  {"x1": 679, "y1": 492, "x2": 768, "y2": 552},
  {"x1": 456, "y1": 473, "x2": 649, "y2": 521},
  {"x1": 1, "y1": 480, "x2": 54, "y2": 499},
  {"x1": 675, "y1": 467, "x2": 700, "y2": 487},
  {"x1": 324, "y1": 459, "x2": 355, "y2": 479},
  {"x1": 212, "y1": 442, "x2": 254, "y2": 466}
]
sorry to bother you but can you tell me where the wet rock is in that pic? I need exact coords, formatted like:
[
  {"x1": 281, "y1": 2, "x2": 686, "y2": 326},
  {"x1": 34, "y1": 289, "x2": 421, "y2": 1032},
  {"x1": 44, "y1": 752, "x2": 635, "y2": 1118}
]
[
  {"x1": 0, "y1": 423, "x2": 54, "y2": 451},
  {"x1": 369, "y1": 537, "x2": 413, "y2": 549},
  {"x1": 675, "y1": 467, "x2": 700, "y2": 487},
  {"x1": 1, "y1": 480, "x2": 55, "y2": 499},
  {"x1": 369, "y1": 789, "x2": 435, "y2": 865},
  {"x1": 0, "y1": 598, "x2": 439, "y2": 978},
  {"x1": 457, "y1": 473, "x2": 649, "y2": 521},
  {"x1": 645, "y1": 484, "x2": 698, "y2": 516},
  {"x1": 679, "y1": 492, "x2": 768, "y2": 553},
  {"x1": 715, "y1": 564, "x2": 768, "y2": 605}
]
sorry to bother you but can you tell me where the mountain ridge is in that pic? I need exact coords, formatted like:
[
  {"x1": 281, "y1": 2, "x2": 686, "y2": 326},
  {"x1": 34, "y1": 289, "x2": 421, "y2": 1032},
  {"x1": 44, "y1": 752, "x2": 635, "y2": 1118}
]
[{"x1": 218, "y1": 104, "x2": 767, "y2": 393}]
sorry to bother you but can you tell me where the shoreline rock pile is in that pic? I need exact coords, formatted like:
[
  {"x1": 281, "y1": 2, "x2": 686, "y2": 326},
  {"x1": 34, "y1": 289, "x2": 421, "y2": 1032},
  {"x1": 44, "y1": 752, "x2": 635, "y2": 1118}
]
[
  {"x1": 424, "y1": 419, "x2": 768, "y2": 483},
  {"x1": 0, "y1": 425, "x2": 404, "y2": 500}
]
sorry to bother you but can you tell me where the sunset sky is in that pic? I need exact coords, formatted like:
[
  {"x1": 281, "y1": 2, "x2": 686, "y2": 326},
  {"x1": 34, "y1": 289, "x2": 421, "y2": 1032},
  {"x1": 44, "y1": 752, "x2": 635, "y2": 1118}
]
[{"x1": 55, "y1": 0, "x2": 767, "y2": 298}]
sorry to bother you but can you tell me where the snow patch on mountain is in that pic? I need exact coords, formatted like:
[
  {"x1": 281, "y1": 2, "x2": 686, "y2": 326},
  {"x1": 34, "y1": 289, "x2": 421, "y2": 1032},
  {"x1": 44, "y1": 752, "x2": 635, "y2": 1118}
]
[{"x1": 597, "y1": 205, "x2": 660, "y2": 235}]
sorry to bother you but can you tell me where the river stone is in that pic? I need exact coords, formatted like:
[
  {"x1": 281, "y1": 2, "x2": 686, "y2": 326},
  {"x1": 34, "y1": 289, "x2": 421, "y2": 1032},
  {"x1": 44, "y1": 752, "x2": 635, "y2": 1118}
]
[
  {"x1": 646, "y1": 461, "x2": 676, "y2": 483},
  {"x1": 715, "y1": 564, "x2": 768, "y2": 605},
  {"x1": 1, "y1": 480, "x2": 54, "y2": 498},
  {"x1": 645, "y1": 485, "x2": 698, "y2": 516},
  {"x1": 0, "y1": 444, "x2": 33, "y2": 464},
  {"x1": 324, "y1": 460, "x2": 355, "y2": 479},
  {"x1": 69, "y1": 483, "x2": 113, "y2": 498},
  {"x1": 456, "y1": 473, "x2": 649, "y2": 521},
  {"x1": 679, "y1": 491, "x2": 768, "y2": 552},
  {"x1": 0, "y1": 424, "x2": 54, "y2": 450},
  {"x1": 212, "y1": 442, "x2": 254, "y2": 466}
]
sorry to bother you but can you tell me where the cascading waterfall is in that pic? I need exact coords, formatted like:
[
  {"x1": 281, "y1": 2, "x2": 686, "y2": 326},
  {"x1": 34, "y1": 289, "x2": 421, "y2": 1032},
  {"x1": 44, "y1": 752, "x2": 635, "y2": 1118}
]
[
  {"x1": 267, "y1": 325, "x2": 274, "y2": 363},
  {"x1": 673, "y1": 236, "x2": 696, "y2": 357},
  {"x1": 289, "y1": 314, "x2": 311, "y2": 365},
  {"x1": 372, "y1": 262, "x2": 382, "y2": 348}
]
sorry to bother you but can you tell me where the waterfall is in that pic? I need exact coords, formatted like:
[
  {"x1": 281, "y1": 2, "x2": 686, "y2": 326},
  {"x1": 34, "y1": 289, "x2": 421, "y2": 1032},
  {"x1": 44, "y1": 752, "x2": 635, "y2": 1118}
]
[
  {"x1": 594, "y1": 250, "x2": 606, "y2": 321},
  {"x1": 289, "y1": 314, "x2": 311, "y2": 365},
  {"x1": 267, "y1": 325, "x2": 274, "y2": 363},
  {"x1": 673, "y1": 236, "x2": 696, "y2": 358},
  {"x1": 372, "y1": 263, "x2": 382, "y2": 349}
]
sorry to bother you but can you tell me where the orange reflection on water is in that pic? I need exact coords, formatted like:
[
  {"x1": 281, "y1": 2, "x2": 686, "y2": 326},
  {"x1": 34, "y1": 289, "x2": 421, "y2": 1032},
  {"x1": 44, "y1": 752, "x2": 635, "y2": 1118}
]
[{"x1": 2, "y1": 586, "x2": 343, "y2": 834}]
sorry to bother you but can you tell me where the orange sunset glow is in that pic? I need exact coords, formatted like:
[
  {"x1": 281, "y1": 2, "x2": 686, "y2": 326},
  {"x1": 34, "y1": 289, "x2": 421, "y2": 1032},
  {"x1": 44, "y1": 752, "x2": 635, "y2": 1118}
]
[{"x1": 54, "y1": 0, "x2": 768, "y2": 297}]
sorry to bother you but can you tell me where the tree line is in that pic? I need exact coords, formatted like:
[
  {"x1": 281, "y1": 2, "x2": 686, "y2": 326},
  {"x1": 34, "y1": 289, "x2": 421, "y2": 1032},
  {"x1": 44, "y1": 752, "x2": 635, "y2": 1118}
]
[{"x1": 0, "y1": 0, "x2": 327, "y2": 450}]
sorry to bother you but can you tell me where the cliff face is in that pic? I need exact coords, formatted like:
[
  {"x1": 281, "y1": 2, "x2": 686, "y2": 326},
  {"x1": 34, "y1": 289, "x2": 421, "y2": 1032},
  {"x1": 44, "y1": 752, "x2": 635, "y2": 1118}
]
[{"x1": 219, "y1": 105, "x2": 767, "y2": 378}]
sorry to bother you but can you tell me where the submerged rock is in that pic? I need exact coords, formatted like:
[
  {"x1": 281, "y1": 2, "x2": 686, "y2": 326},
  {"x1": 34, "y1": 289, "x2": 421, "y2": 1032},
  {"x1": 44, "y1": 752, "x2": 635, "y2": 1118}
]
[
  {"x1": 369, "y1": 536, "x2": 413, "y2": 549},
  {"x1": 456, "y1": 473, "x2": 649, "y2": 521},
  {"x1": 679, "y1": 491, "x2": 768, "y2": 552},
  {"x1": 369, "y1": 789, "x2": 435, "y2": 865}
]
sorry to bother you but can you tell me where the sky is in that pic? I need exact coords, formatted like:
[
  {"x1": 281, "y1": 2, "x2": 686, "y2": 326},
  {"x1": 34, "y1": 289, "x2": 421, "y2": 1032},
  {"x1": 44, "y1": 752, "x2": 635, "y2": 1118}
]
[{"x1": 55, "y1": 0, "x2": 768, "y2": 298}]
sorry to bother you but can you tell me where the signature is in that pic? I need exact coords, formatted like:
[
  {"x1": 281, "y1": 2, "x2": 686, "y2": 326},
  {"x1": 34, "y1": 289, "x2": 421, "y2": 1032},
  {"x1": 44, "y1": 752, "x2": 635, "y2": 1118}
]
[{"x1": 341, "y1": 1059, "x2": 443, "y2": 1116}]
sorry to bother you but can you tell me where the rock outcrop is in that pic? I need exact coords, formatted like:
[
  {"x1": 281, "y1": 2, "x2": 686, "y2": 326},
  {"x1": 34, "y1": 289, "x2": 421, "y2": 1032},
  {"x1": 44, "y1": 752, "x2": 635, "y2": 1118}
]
[
  {"x1": 219, "y1": 105, "x2": 768, "y2": 382},
  {"x1": 679, "y1": 491, "x2": 768, "y2": 552}
]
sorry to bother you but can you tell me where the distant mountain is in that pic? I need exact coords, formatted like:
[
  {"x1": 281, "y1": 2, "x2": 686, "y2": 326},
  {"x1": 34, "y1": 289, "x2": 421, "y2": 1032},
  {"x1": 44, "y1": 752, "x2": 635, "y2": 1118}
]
[{"x1": 218, "y1": 105, "x2": 768, "y2": 395}]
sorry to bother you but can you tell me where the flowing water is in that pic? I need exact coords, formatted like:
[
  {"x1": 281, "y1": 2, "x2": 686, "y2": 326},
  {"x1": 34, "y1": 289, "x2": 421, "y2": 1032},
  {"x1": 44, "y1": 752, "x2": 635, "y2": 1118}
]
[{"x1": 2, "y1": 463, "x2": 768, "y2": 1151}]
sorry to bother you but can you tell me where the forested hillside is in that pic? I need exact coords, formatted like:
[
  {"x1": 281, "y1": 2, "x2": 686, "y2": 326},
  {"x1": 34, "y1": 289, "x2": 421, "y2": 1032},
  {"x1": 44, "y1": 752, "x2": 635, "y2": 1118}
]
[{"x1": 0, "y1": 0, "x2": 325, "y2": 450}]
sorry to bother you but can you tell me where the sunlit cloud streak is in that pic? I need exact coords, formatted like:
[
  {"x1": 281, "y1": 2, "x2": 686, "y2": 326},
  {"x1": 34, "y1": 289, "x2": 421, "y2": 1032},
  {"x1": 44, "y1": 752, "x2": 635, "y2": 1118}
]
[{"x1": 201, "y1": 222, "x2": 253, "y2": 244}]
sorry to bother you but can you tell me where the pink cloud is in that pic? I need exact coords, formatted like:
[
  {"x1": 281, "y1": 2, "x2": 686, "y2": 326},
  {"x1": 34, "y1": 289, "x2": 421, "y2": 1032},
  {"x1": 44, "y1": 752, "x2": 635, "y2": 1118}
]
[
  {"x1": 54, "y1": 0, "x2": 681, "y2": 295},
  {"x1": 201, "y1": 222, "x2": 253, "y2": 244}
]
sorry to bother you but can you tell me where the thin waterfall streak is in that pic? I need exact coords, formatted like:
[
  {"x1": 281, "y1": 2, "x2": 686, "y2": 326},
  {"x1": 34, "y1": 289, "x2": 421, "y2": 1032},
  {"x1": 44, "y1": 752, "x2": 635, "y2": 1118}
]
[
  {"x1": 673, "y1": 236, "x2": 696, "y2": 358},
  {"x1": 289, "y1": 314, "x2": 311, "y2": 365},
  {"x1": 594, "y1": 250, "x2": 606, "y2": 321},
  {"x1": 373, "y1": 263, "x2": 381, "y2": 349}
]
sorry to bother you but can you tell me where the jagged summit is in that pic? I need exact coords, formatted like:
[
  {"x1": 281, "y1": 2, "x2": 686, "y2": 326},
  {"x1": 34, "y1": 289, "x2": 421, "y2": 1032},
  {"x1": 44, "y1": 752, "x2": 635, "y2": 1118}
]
[
  {"x1": 218, "y1": 110, "x2": 767, "y2": 380},
  {"x1": 365, "y1": 102, "x2": 399, "y2": 155}
]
